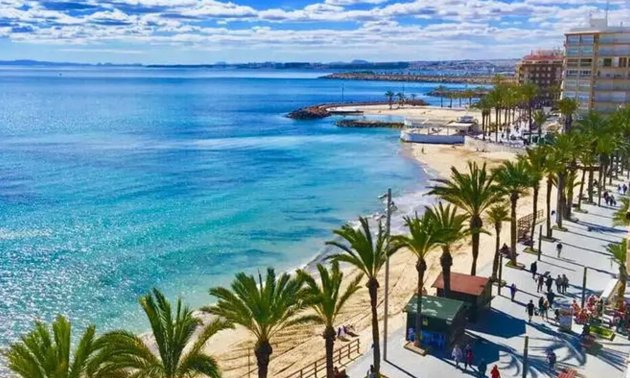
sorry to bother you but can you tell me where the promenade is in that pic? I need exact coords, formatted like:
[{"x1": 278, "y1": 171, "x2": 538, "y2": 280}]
[{"x1": 347, "y1": 181, "x2": 630, "y2": 377}]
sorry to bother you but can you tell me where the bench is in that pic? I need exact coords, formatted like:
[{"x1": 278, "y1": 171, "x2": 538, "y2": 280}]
[{"x1": 557, "y1": 368, "x2": 577, "y2": 378}]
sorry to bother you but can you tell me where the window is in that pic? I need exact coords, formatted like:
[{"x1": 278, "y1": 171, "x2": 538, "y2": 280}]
[
  {"x1": 603, "y1": 58, "x2": 612, "y2": 67},
  {"x1": 568, "y1": 59, "x2": 578, "y2": 67},
  {"x1": 567, "y1": 35, "x2": 580, "y2": 44},
  {"x1": 620, "y1": 57, "x2": 628, "y2": 68},
  {"x1": 581, "y1": 34, "x2": 594, "y2": 44}
]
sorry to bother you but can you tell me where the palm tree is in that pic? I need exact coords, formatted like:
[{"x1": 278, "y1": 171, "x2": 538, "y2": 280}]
[
  {"x1": 533, "y1": 110, "x2": 547, "y2": 141},
  {"x1": 486, "y1": 204, "x2": 510, "y2": 281},
  {"x1": 297, "y1": 262, "x2": 362, "y2": 378},
  {"x1": 549, "y1": 133, "x2": 579, "y2": 226},
  {"x1": 607, "y1": 239, "x2": 628, "y2": 307},
  {"x1": 4, "y1": 315, "x2": 108, "y2": 378},
  {"x1": 613, "y1": 197, "x2": 630, "y2": 279},
  {"x1": 435, "y1": 85, "x2": 447, "y2": 108},
  {"x1": 98, "y1": 289, "x2": 230, "y2": 378},
  {"x1": 327, "y1": 217, "x2": 393, "y2": 375},
  {"x1": 557, "y1": 97, "x2": 578, "y2": 132},
  {"x1": 520, "y1": 147, "x2": 546, "y2": 244},
  {"x1": 493, "y1": 160, "x2": 531, "y2": 265},
  {"x1": 205, "y1": 269, "x2": 306, "y2": 378},
  {"x1": 520, "y1": 83, "x2": 538, "y2": 142},
  {"x1": 429, "y1": 162, "x2": 501, "y2": 275},
  {"x1": 396, "y1": 92, "x2": 406, "y2": 108},
  {"x1": 385, "y1": 91, "x2": 394, "y2": 110},
  {"x1": 391, "y1": 212, "x2": 440, "y2": 347},
  {"x1": 425, "y1": 203, "x2": 469, "y2": 296}
]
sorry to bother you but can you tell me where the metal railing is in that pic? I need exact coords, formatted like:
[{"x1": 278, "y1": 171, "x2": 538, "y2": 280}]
[{"x1": 284, "y1": 338, "x2": 361, "y2": 378}]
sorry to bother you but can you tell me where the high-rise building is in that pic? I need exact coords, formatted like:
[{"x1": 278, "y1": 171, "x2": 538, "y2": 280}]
[
  {"x1": 562, "y1": 18, "x2": 630, "y2": 113},
  {"x1": 516, "y1": 50, "x2": 563, "y2": 105}
]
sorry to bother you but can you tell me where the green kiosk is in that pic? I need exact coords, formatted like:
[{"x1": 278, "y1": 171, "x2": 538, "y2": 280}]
[{"x1": 404, "y1": 295, "x2": 467, "y2": 351}]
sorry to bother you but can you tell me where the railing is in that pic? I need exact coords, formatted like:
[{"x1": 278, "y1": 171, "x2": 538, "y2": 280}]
[
  {"x1": 517, "y1": 210, "x2": 545, "y2": 241},
  {"x1": 284, "y1": 338, "x2": 361, "y2": 378}
]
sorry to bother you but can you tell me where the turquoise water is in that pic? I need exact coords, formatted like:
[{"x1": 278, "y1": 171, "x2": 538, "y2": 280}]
[{"x1": 0, "y1": 68, "x2": 458, "y2": 347}]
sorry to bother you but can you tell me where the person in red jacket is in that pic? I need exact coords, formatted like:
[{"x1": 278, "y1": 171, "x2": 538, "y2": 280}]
[{"x1": 491, "y1": 365, "x2": 501, "y2": 378}]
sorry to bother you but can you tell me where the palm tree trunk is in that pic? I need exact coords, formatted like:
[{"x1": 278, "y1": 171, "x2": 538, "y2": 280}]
[
  {"x1": 577, "y1": 168, "x2": 586, "y2": 210},
  {"x1": 510, "y1": 196, "x2": 518, "y2": 265},
  {"x1": 367, "y1": 279, "x2": 381, "y2": 373},
  {"x1": 492, "y1": 225, "x2": 501, "y2": 281},
  {"x1": 617, "y1": 267, "x2": 627, "y2": 308},
  {"x1": 528, "y1": 106, "x2": 532, "y2": 144},
  {"x1": 546, "y1": 176, "x2": 552, "y2": 238},
  {"x1": 415, "y1": 259, "x2": 426, "y2": 348},
  {"x1": 530, "y1": 185, "x2": 539, "y2": 244},
  {"x1": 440, "y1": 246, "x2": 453, "y2": 296},
  {"x1": 566, "y1": 172, "x2": 574, "y2": 220},
  {"x1": 470, "y1": 215, "x2": 482, "y2": 276},
  {"x1": 556, "y1": 172, "x2": 565, "y2": 228},
  {"x1": 255, "y1": 341, "x2": 273, "y2": 378},
  {"x1": 598, "y1": 163, "x2": 604, "y2": 206},
  {"x1": 588, "y1": 167, "x2": 594, "y2": 203},
  {"x1": 324, "y1": 327, "x2": 336, "y2": 378}
]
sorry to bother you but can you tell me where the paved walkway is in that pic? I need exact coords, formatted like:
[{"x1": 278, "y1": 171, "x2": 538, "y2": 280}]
[{"x1": 347, "y1": 181, "x2": 630, "y2": 377}]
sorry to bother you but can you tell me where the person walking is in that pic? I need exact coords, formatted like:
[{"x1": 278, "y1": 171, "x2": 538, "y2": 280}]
[
  {"x1": 556, "y1": 242, "x2": 563, "y2": 258},
  {"x1": 562, "y1": 274, "x2": 569, "y2": 294},
  {"x1": 538, "y1": 296, "x2": 545, "y2": 318},
  {"x1": 478, "y1": 358, "x2": 487, "y2": 378},
  {"x1": 490, "y1": 365, "x2": 501, "y2": 378},
  {"x1": 546, "y1": 289, "x2": 556, "y2": 307},
  {"x1": 543, "y1": 299, "x2": 550, "y2": 320},
  {"x1": 545, "y1": 275, "x2": 553, "y2": 292},
  {"x1": 530, "y1": 261, "x2": 537, "y2": 280},
  {"x1": 547, "y1": 350, "x2": 557, "y2": 371},
  {"x1": 452, "y1": 344, "x2": 463, "y2": 369},
  {"x1": 556, "y1": 274, "x2": 562, "y2": 293},
  {"x1": 537, "y1": 274, "x2": 544, "y2": 293},
  {"x1": 526, "y1": 300, "x2": 535, "y2": 322},
  {"x1": 464, "y1": 345, "x2": 473, "y2": 370},
  {"x1": 510, "y1": 283, "x2": 517, "y2": 302}
]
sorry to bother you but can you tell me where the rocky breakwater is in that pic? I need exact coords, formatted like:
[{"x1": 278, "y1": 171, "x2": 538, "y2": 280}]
[{"x1": 287, "y1": 104, "x2": 332, "y2": 120}]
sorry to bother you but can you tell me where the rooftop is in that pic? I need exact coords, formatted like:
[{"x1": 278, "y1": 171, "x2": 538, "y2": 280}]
[
  {"x1": 432, "y1": 272, "x2": 490, "y2": 297},
  {"x1": 521, "y1": 50, "x2": 563, "y2": 62},
  {"x1": 403, "y1": 295, "x2": 466, "y2": 322}
]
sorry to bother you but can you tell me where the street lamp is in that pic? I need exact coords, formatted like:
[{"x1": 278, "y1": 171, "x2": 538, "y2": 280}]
[{"x1": 380, "y1": 188, "x2": 394, "y2": 361}]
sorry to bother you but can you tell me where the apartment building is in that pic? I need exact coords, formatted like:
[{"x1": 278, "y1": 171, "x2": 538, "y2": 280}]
[{"x1": 516, "y1": 50, "x2": 563, "y2": 105}]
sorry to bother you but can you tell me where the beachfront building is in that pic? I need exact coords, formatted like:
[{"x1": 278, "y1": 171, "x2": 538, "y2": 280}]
[
  {"x1": 562, "y1": 18, "x2": 630, "y2": 113},
  {"x1": 516, "y1": 49, "x2": 563, "y2": 105}
]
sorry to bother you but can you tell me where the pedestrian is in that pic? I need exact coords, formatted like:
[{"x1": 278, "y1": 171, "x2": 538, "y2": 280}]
[
  {"x1": 526, "y1": 300, "x2": 535, "y2": 322},
  {"x1": 452, "y1": 344, "x2": 463, "y2": 368},
  {"x1": 543, "y1": 299, "x2": 550, "y2": 319},
  {"x1": 538, "y1": 296, "x2": 545, "y2": 318},
  {"x1": 490, "y1": 365, "x2": 501, "y2": 378},
  {"x1": 545, "y1": 275, "x2": 553, "y2": 292},
  {"x1": 562, "y1": 274, "x2": 569, "y2": 294},
  {"x1": 478, "y1": 358, "x2": 487, "y2": 378},
  {"x1": 618, "y1": 184, "x2": 622, "y2": 194},
  {"x1": 465, "y1": 345, "x2": 473, "y2": 370},
  {"x1": 556, "y1": 242, "x2": 563, "y2": 258},
  {"x1": 537, "y1": 274, "x2": 544, "y2": 293},
  {"x1": 530, "y1": 261, "x2": 537, "y2": 279},
  {"x1": 623, "y1": 184, "x2": 628, "y2": 194},
  {"x1": 612, "y1": 195, "x2": 617, "y2": 206},
  {"x1": 547, "y1": 289, "x2": 556, "y2": 307},
  {"x1": 547, "y1": 350, "x2": 557, "y2": 370},
  {"x1": 604, "y1": 191, "x2": 609, "y2": 203},
  {"x1": 367, "y1": 365, "x2": 376, "y2": 378},
  {"x1": 556, "y1": 274, "x2": 562, "y2": 293},
  {"x1": 510, "y1": 283, "x2": 517, "y2": 302}
]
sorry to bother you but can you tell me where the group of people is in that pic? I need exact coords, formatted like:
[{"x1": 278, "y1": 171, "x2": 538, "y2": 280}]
[
  {"x1": 603, "y1": 191, "x2": 618, "y2": 207},
  {"x1": 451, "y1": 343, "x2": 501, "y2": 377},
  {"x1": 617, "y1": 183, "x2": 628, "y2": 195}
]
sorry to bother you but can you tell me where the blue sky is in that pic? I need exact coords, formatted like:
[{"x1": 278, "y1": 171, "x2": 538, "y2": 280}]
[{"x1": 0, "y1": 0, "x2": 627, "y2": 64}]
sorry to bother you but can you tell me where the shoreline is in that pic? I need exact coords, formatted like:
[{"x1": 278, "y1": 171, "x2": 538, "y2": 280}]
[{"x1": 206, "y1": 140, "x2": 529, "y2": 377}]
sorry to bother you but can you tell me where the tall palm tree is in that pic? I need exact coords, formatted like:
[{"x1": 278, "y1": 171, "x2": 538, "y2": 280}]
[
  {"x1": 613, "y1": 197, "x2": 630, "y2": 277},
  {"x1": 549, "y1": 133, "x2": 579, "y2": 226},
  {"x1": 557, "y1": 97, "x2": 578, "y2": 132},
  {"x1": 327, "y1": 217, "x2": 393, "y2": 375},
  {"x1": 520, "y1": 83, "x2": 538, "y2": 142},
  {"x1": 429, "y1": 162, "x2": 501, "y2": 275},
  {"x1": 396, "y1": 92, "x2": 406, "y2": 108},
  {"x1": 4, "y1": 315, "x2": 109, "y2": 378},
  {"x1": 607, "y1": 239, "x2": 628, "y2": 307},
  {"x1": 296, "y1": 262, "x2": 362, "y2": 378},
  {"x1": 533, "y1": 110, "x2": 547, "y2": 141},
  {"x1": 385, "y1": 91, "x2": 394, "y2": 110},
  {"x1": 520, "y1": 147, "x2": 546, "y2": 243},
  {"x1": 485, "y1": 204, "x2": 510, "y2": 281},
  {"x1": 391, "y1": 213, "x2": 440, "y2": 347},
  {"x1": 425, "y1": 203, "x2": 469, "y2": 296},
  {"x1": 493, "y1": 160, "x2": 531, "y2": 265},
  {"x1": 98, "y1": 289, "x2": 230, "y2": 378},
  {"x1": 204, "y1": 269, "x2": 306, "y2": 378}
]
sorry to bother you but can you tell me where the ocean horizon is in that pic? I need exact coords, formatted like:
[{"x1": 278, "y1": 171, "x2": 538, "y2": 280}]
[{"x1": 0, "y1": 67, "x2": 463, "y2": 351}]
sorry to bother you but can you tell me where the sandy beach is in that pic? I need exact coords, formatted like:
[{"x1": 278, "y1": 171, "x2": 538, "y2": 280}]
[
  {"x1": 328, "y1": 104, "x2": 483, "y2": 124},
  {"x1": 200, "y1": 137, "x2": 550, "y2": 377}
]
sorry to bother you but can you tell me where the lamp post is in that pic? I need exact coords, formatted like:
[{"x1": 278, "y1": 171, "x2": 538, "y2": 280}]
[{"x1": 382, "y1": 188, "x2": 392, "y2": 361}]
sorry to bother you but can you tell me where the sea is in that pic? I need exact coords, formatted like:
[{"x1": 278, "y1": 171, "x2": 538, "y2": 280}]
[{"x1": 0, "y1": 67, "x2": 469, "y2": 349}]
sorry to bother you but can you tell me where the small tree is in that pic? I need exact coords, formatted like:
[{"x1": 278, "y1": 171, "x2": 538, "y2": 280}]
[{"x1": 385, "y1": 91, "x2": 394, "y2": 110}]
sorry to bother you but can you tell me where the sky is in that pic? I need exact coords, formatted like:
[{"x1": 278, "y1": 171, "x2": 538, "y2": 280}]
[{"x1": 0, "y1": 0, "x2": 628, "y2": 64}]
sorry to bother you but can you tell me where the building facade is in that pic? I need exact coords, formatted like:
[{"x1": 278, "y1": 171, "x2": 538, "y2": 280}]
[
  {"x1": 516, "y1": 50, "x2": 563, "y2": 105},
  {"x1": 562, "y1": 18, "x2": 630, "y2": 113}
]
